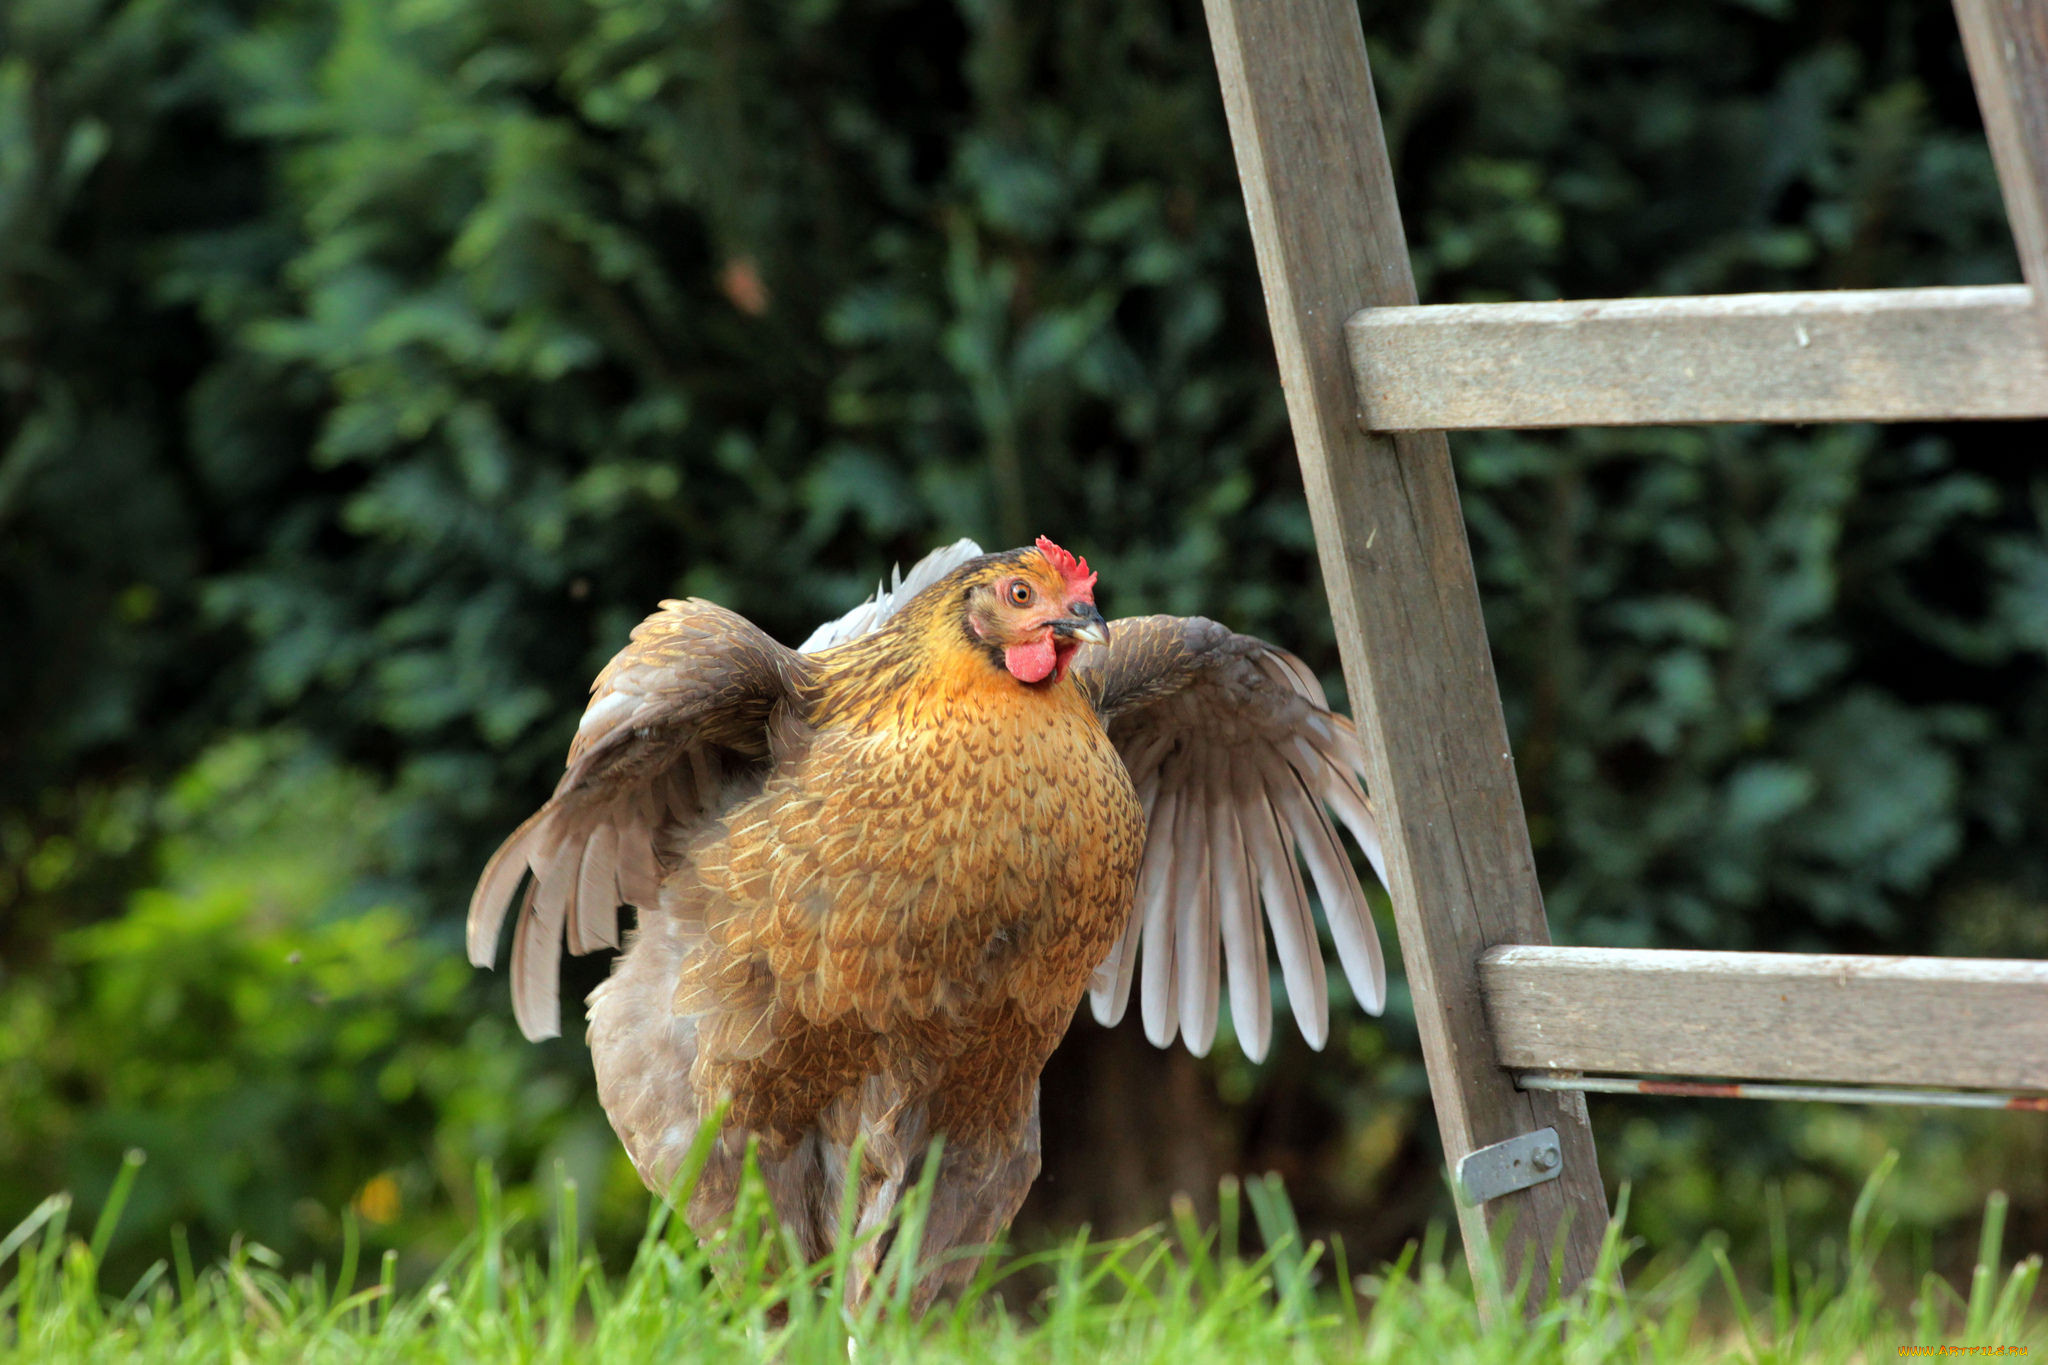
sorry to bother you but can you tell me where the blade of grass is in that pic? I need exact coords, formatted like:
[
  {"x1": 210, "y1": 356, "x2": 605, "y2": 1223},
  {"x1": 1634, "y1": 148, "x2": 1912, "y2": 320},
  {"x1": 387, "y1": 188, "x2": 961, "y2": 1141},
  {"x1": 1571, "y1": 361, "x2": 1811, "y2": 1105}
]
[
  {"x1": 86, "y1": 1148, "x2": 146, "y2": 1267},
  {"x1": 1966, "y1": 1190, "x2": 2010, "y2": 1344},
  {"x1": 0, "y1": 1193, "x2": 69, "y2": 1271}
]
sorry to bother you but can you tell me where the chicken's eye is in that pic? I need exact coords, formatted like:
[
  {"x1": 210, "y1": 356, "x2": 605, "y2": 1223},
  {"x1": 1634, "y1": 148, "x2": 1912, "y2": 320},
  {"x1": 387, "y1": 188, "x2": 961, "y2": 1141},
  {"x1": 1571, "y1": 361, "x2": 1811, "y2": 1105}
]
[{"x1": 1007, "y1": 580, "x2": 1033, "y2": 606}]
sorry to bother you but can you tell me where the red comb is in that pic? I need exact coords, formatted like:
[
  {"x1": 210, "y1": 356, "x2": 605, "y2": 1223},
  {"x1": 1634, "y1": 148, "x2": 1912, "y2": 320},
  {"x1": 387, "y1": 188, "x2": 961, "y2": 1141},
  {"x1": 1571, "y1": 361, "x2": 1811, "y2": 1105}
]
[{"x1": 1035, "y1": 536, "x2": 1098, "y2": 599}]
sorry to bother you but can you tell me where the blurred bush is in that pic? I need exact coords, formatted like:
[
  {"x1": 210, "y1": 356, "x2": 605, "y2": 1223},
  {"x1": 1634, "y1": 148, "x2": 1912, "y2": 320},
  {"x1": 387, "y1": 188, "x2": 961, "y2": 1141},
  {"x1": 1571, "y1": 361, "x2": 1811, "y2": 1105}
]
[
  {"x1": 3, "y1": 0, "x2": 2045, "y2": 1279},
  {"x1": 0, "y1": 734, "x2": 614, "y2": 1282}
]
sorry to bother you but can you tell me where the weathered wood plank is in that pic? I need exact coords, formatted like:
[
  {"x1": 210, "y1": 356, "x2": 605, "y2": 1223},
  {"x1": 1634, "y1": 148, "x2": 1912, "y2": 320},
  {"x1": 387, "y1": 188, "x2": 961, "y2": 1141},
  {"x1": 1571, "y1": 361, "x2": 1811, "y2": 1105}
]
[
  {"x1": 1199, "y1": 0, "x2": 1610, "y2": 1311},
  {"x1": 1482, "y1": 947, "x2": 2048, "y2": 1090},
  {"x1": 1347, "y1": 286, "x2": 2048, "y2": 431},
  {"x1": 1958, "y1": 0, "x2": 2048, "y2": 345}
]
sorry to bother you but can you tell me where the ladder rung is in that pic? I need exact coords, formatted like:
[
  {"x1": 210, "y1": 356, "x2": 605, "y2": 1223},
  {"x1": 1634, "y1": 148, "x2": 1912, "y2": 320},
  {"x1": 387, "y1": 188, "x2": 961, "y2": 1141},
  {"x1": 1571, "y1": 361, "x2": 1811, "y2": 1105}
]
[
  {"x1": 1516, "y1": 1073, "x2": 2048, "y2": 1111},
  {"x1": 1479, "y1": 945, "x2": 2048, "y2": 1090},
  {"x1": 1349, "y1": 284, "x2": 2048, "y2": 430}
]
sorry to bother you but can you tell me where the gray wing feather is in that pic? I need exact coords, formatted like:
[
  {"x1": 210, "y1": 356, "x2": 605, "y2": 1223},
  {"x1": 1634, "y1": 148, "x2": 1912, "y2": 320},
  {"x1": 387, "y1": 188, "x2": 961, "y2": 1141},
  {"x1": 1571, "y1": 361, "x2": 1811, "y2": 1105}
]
[
  {"x1": 1137, "y1": 785, "x2": 1182, "y2": 1049},
  {"x1": 1208, "y1": 776, "x2": 1271, "y2": 1062},
  {"x1": 1088, "y1": 766, "x2": 1157, "y2": 1026},
  {"x1": 1245, "y1": 786, "x2": 1329, "y2": 1049},
  {"x1": 1175, "y1": 750, "x2": 1221, "y2": 1056}
]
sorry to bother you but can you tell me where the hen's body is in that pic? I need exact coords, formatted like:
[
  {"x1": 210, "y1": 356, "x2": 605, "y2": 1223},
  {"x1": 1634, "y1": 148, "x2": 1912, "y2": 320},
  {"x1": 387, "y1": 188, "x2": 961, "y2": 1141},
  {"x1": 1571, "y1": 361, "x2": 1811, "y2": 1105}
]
[
  {"x1": 469, "y1": 537, "x2": 1389, "y2": 1310},
  {"x1": 590, "y1": 613, "x2": 1141, "y2": 1287}
]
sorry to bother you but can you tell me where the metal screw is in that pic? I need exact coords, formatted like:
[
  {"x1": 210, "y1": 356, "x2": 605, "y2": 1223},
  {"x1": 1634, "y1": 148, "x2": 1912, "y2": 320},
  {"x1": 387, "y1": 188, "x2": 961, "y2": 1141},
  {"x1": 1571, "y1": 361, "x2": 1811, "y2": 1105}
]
[{"x1": 1531, "y1": 1144, "x2": 1561, "y2": 1173}]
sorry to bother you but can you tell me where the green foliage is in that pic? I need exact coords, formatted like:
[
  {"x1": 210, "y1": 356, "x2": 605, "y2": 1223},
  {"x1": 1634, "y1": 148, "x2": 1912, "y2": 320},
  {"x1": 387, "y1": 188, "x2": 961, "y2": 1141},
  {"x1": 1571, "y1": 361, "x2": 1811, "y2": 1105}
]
[
  {"x1": 0, "y1": 0, "x2": 256, "y2": 807},
  {"x1": 3, "y1": 0, "x2": 2047, "y2": 1283},
  {"x1": 3, "y1": 1163, "x2": 2043, "y2": 1363},
  {"x1": 1461, "y1": 424, "x2": 2047, "y2": 951}
]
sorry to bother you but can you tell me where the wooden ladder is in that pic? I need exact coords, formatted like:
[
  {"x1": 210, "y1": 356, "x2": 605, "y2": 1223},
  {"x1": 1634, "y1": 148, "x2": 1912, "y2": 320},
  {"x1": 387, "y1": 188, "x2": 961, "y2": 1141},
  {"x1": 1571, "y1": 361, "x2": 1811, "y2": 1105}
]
[{"x1": 1201, "y1": 0, "x2": 2048, "y2": 1313}]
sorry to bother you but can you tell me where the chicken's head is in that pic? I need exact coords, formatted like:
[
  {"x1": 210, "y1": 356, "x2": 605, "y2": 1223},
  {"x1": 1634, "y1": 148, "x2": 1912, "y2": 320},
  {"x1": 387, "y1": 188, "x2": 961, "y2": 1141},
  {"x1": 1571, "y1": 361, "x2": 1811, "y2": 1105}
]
[{"x1": 965, "y1": 536, "x2": 1108, "y2": 685}]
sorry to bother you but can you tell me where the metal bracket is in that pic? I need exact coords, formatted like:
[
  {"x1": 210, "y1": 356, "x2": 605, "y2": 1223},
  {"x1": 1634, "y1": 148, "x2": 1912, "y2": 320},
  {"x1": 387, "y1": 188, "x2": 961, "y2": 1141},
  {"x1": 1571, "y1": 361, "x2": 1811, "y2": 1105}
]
[{"x1": 1454, "y1": 1126, "x2": 1563, "y2": 1206}]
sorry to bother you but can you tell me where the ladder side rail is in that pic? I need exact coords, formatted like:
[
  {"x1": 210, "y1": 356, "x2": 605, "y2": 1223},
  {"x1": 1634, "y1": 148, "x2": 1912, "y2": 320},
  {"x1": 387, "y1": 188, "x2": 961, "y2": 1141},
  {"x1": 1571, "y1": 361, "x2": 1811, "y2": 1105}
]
[
  {"x1": 1199, "y1": 0, "x2": 1610, "y2": 1312},
  {"x1": 1959, "y1": 0, "x2": 2048, "y2": 344}
]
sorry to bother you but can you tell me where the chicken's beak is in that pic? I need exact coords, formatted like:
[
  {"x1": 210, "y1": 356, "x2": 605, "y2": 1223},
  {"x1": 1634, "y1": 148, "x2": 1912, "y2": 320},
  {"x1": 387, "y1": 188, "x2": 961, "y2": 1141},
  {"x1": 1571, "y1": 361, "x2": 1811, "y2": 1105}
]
[{"x1": 1052, "y1": 602, "x2": 1110, "y2": 647}]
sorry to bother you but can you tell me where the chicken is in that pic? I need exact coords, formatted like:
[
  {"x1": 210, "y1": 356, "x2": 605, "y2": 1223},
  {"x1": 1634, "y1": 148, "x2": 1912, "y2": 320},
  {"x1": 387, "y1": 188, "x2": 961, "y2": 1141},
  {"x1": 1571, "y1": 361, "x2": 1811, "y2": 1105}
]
[{"x1": 466, "y1": 537, "x2": 1388, "y2": 1307}]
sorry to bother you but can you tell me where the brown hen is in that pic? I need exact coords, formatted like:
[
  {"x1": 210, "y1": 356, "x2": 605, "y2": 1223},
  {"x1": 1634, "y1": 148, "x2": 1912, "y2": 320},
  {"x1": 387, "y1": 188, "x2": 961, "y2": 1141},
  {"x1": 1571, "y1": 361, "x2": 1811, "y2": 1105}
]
[{"x1": 467, "y1": 537, "x2": 1387, "y2": 1307}]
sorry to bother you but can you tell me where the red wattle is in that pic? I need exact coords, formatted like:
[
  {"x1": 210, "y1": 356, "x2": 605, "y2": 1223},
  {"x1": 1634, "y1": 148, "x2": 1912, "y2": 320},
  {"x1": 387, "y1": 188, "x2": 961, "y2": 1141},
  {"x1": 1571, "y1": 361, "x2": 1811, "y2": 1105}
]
[{"x1": 1004, "y1": 638, "x2": 1057, "y2": 683}]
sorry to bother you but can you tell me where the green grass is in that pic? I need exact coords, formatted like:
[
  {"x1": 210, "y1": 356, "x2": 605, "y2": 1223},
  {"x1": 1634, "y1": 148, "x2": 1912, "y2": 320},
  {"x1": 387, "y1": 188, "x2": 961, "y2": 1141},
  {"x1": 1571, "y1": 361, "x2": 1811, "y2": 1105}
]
[{"x1": 3, "y1": 1147, "x2": 2042, "y2": 1363}]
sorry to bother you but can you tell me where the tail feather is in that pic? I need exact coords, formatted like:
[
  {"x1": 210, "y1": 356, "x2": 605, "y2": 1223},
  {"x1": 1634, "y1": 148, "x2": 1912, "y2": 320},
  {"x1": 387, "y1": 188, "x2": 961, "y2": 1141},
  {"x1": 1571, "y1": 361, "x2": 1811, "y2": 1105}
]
[{"x1": 797, "y1": 538, "x2": 985, "y2": 652}]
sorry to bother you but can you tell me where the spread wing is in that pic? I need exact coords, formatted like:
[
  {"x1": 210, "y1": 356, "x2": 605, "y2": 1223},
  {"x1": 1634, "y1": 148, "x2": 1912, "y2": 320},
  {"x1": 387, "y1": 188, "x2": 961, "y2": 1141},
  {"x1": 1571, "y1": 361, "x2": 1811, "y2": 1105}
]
[
  {"x1": 466, "y1": 599, "x2": 813, "y2": 1040},
  {"x1": 1074, "y1": 615, "x2": 1389, "y2": 1062}
]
